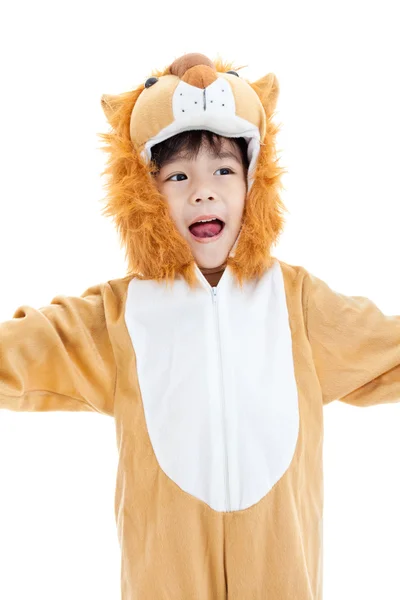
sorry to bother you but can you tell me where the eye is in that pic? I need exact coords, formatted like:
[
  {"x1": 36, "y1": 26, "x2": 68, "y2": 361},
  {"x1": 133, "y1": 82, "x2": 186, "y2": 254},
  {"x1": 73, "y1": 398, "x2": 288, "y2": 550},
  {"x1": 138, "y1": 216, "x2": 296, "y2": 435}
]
[
  {"x1": 216, "y1": 168, "x2": 233, "y2": 175},
  {"x1": 167, "y1": 173, "x2": 187, "y2": 182},
  {"x1": 226, "y1": 70, "x2": 239, "y2": 77},
  {"x1": 145, "y1": 77, "x2": 159, "y2": 89}
]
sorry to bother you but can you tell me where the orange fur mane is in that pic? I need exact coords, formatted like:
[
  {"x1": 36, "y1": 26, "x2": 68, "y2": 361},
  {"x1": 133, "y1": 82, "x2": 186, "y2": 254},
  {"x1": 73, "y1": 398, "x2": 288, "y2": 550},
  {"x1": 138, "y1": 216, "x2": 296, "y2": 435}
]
[{"x1": 98, "y1": 56, "x2": 288, "y2": 290}]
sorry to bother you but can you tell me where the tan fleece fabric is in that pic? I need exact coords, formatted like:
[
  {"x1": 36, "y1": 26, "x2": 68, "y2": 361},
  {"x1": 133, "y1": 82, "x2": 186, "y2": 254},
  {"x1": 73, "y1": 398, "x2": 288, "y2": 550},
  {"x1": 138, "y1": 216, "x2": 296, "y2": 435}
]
[{"x1": 1, "y1": 260, "x2": 400, "y2": 599}]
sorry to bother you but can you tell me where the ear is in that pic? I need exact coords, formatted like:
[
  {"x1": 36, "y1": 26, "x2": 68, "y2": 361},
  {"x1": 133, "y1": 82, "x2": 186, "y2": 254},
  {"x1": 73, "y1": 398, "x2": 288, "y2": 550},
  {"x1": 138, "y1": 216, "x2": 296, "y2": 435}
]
[
  {"x1": 251, "y1": 73, "x2": 279, "y2": 116},
  {"x1": 101, "y1": 93, "x2": 124, "y2": 124}
]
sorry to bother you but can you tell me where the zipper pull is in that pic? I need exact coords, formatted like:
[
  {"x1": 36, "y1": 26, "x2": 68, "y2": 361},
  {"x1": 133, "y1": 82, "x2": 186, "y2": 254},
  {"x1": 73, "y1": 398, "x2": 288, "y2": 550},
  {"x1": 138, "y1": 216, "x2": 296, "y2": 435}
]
[{"x1": 212, "y1": 287, "x2": 217, "y2": 302}]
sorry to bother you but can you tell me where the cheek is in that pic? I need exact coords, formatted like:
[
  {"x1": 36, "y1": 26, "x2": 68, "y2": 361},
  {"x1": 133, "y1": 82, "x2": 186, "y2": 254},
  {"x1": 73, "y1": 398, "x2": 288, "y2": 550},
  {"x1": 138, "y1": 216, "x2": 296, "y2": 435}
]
[
  {"x1": 231, "y1": 175, "x2": 247, "y2": 198},
  {"x1": 234, "y1": 187, "x2": 247, "y2": 217},
  {"x1": 163, "y1": 199, "x2": 186, "y2": 232},
  {"x1": 153, "y1": 182, "x2": 185, "y2": 231}
]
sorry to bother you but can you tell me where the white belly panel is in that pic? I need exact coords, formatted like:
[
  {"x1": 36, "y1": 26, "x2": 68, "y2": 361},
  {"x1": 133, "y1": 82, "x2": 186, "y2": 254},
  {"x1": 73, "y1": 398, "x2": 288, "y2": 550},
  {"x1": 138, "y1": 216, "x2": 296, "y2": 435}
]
[{"x1": 124, "y1": 259, "x2": 299, "y2": 512}]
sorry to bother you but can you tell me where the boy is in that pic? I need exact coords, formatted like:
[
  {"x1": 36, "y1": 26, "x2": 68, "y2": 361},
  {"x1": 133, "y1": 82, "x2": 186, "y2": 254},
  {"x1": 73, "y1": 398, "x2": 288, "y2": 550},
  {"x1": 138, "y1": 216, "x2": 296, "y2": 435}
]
[{"x1": 1, "y1": 52, "x2": 400, "y2": 600}]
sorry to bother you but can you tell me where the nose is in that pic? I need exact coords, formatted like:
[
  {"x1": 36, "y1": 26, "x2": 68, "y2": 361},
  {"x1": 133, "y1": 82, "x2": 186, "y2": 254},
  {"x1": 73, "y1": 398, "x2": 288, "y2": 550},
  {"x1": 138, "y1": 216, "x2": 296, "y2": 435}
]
[
  {"x1": 181, "y1": 65, "x2": 218, "y2": 89},
  {"x1": 190, "y1": 186, "x2": 218, "y2": 205},
  {"x1": 194, "y1": 194, "x2": 215, "y2": 203},
  {"x1": 168, "y1": 52, "x2": 218, "y2": 89}
]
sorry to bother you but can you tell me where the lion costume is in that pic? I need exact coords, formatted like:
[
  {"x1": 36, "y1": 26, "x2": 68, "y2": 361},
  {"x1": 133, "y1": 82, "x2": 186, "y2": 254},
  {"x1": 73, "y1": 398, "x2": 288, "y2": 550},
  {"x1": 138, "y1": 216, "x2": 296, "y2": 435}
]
[{"x1": 1, "y1": 52, "x2": 400, "y2": 600}]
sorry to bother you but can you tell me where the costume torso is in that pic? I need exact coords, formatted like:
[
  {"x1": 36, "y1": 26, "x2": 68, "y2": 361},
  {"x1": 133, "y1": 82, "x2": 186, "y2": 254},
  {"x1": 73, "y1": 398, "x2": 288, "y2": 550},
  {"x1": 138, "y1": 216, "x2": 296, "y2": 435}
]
[{"x1": 107, "y1": 258, "x2": 324, "y2": 599}]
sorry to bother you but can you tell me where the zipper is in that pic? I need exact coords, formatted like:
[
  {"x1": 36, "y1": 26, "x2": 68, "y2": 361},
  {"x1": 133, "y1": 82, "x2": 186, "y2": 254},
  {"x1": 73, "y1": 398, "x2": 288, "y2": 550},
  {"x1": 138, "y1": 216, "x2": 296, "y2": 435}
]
[{"x1": 211, "y1": 286, "x2": 231, "y2": 512}]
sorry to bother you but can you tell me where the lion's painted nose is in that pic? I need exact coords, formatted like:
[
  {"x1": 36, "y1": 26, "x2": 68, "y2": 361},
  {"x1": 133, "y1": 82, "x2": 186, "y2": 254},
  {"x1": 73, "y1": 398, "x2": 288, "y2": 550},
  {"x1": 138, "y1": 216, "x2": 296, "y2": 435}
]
[
  {"x1": 181, "y1": 65, "x2": 218, "y2": 89},
  {"x1": 169, "y1": 53, "x2": 218, "y2": 89}
]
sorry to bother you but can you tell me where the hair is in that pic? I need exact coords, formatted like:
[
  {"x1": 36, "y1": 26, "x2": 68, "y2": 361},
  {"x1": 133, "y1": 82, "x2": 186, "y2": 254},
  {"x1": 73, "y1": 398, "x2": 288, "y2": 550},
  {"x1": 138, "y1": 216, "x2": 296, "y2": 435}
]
[{"x1": 149, "y1": 129, "x2": 250, "y2": 175}]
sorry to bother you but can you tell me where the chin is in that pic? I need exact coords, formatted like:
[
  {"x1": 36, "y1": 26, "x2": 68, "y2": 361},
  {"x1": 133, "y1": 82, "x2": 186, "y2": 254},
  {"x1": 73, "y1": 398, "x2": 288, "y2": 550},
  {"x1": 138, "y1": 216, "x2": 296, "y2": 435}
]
[
  {"x1": 194, "y1": 252, "x2": 228, "y2": 269},
  {"x1": 188, "y1": 228, "x2": 234, "y2": 269}
]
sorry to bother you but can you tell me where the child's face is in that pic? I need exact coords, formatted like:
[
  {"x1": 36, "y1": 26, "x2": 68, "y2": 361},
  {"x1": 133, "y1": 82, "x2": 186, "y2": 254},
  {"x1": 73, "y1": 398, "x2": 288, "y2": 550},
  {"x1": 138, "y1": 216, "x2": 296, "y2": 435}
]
[{"x1": 153, "y1": 138, "x2": 247, "y2": 269}]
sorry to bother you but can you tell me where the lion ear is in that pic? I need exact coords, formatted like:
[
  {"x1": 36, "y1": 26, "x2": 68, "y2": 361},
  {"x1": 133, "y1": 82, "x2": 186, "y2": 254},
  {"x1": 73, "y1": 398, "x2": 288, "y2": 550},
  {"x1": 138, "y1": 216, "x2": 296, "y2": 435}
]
[
  {"x1": 101, "y1": 93, "x2": 124, "y2": 124},
  {"x1": 251, "y1": 73, "x2": 280, "y2": 116}
]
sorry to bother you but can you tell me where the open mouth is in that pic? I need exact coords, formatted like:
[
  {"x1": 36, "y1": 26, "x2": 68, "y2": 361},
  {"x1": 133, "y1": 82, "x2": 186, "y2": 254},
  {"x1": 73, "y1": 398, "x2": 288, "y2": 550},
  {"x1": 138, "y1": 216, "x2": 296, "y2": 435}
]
[{"x1": 188, "y1": 218, "x2": 225, "y2": 239}]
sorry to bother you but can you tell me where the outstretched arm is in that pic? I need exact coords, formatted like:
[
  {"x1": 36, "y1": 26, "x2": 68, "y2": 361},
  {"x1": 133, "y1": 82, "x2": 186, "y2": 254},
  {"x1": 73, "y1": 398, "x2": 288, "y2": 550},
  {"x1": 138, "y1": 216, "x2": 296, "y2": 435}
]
[
  {"x1": 303, "y1": 269, "x2": 400, "y2": 407},
  {"x1": 0, "y1": 282, "x2": 116, "y2": 416}
]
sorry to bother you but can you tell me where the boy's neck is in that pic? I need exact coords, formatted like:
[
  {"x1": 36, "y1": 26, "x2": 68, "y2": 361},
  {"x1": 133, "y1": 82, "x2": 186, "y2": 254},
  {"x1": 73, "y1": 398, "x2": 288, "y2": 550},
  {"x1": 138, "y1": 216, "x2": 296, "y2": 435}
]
[{"x1": 198, "y1": 261, "x2": 227, "y2": 274}]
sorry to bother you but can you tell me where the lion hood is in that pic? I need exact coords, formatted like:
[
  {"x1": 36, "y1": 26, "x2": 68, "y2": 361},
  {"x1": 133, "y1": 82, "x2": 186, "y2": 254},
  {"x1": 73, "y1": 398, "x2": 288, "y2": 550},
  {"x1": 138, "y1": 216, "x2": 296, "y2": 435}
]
[{"x1": 99, "y1": 52, "x2": 287, "y2": 290}]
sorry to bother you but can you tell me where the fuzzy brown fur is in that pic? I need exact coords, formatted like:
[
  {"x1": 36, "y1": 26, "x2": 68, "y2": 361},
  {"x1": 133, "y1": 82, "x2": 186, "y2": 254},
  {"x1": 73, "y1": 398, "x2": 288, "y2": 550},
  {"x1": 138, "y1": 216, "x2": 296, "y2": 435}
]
[{"x1": 98, "y1": 56, "x2": 288, "y2": 291}]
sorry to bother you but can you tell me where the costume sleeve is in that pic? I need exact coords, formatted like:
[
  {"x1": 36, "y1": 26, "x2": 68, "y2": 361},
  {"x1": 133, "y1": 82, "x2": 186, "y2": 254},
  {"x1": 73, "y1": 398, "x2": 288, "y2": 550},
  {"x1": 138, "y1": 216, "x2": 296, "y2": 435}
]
[
  {"x1": 303, "y1": 268, "x2": 400, "y2": 407},
  {"x1": 0, "y1": 282, "x2": 116, "y2": 416}
]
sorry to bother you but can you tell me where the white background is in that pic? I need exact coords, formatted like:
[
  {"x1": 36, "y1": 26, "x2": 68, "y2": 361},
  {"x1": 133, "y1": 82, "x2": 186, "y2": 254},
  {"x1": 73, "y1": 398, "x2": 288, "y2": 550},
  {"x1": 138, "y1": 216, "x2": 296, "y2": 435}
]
[{"x1": 0, "y1": 1, "x2": 399, "y2": 598}]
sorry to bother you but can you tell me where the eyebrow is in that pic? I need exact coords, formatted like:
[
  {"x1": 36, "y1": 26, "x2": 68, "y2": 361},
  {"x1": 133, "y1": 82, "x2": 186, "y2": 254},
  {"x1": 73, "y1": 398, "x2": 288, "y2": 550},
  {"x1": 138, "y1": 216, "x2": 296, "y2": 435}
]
[{"x1": 160, "y1": 150, "x2": 242, "y2": 168}]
